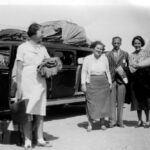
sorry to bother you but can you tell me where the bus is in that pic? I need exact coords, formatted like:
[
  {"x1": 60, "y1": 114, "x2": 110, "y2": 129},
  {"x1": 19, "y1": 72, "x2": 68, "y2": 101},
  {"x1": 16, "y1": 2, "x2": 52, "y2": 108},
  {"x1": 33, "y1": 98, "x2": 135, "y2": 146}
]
[{"x1": 0, "y1": 41, "x2": 92, "y2": 115}]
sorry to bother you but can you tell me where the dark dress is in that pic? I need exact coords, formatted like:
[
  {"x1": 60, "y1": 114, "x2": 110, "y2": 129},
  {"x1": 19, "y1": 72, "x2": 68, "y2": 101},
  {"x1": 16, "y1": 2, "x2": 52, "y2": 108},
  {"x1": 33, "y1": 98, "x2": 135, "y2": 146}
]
[
  {"x1": 130, "y1": 67, "x2": 150, "y2": 110},
  {"x1": 129, "y1": 50, "x2": 150, "y2": 110}
]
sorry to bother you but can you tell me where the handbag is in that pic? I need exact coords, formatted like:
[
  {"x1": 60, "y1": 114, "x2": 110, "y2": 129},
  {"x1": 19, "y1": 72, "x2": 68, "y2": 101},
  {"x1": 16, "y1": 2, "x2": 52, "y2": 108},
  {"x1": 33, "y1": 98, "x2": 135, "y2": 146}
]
[{"x1": 10, "y1": 99, "x2": 29, "y2": 125}]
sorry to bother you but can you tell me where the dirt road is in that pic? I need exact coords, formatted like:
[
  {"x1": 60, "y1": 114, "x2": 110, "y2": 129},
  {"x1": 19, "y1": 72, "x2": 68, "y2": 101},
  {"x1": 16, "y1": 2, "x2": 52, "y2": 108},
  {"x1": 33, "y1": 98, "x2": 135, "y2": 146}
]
[{"x1": 0, "y1": 104, "x2": 150, "y2": 150}]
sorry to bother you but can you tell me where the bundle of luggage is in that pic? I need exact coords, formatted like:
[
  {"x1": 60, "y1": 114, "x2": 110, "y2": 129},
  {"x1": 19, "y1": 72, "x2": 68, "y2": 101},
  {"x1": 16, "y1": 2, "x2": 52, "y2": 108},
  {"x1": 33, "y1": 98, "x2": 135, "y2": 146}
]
[
  {"x1": 0, "y1": 29, "x2": 28, "y2": 41},
  {"x1": 37, "y1": 57, "x2": 62, "y2": 78},
  {"x1": 41, "y1": 20, "x2": 91, "y2": 46},
  {"x1": 0, "y1": 20, "x2": 91, "y2": 46}
]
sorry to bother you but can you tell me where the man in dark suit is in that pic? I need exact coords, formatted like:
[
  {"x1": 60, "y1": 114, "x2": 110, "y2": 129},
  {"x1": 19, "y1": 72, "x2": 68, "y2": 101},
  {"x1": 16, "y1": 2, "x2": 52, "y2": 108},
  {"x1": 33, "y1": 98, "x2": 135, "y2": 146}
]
[{"x1": 106, "y1": 36, "x2": 129, "y2": 128}]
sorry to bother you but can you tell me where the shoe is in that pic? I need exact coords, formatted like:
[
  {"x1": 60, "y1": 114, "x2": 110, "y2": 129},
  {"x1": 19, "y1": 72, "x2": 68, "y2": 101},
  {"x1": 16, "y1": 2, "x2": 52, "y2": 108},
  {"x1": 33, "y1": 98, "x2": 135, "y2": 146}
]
[
  {"x1": 144, "y1": 122, "x2": 150, "y2": 128},
  {"x1": 135, "y1": 121, "x2": 143, "y2": 128},
  {"x1": 117, "y1": 123, "x2": 125, "y2": 128},
  {"x1": 37, "y1": 140, "x2": 52, "y2": 147},
  {"x1": 87, "y1": 125, "x2": 92, "y2": 132},
  {"x1": 24, "y1": 140, "x2": 32, "y2": 150},
  {"x1": 24, "y1": 145, "x2": 32, "y2": 150},
  {"x1": 109, "y1": 123, "x2": 116, "y2": 128},
  {"x1": 101, "y1": 125, "x2": 107, "y2": 130}
]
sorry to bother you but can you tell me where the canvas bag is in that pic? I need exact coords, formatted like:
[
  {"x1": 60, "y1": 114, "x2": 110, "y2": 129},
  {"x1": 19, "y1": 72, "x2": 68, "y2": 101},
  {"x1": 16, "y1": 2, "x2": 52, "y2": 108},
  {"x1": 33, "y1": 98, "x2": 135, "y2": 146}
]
[{"x1": 10, "y1": 99, "x2": 29, "y2": 125}]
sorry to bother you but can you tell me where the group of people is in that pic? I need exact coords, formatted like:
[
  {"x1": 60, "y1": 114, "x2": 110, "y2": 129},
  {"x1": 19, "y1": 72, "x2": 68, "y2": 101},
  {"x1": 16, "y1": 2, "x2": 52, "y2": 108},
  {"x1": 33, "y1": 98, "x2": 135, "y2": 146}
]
[
  {"x1": 81, "y1": 36, "x2": 150, "y2": 131},
  {"x1": 14, "y1": 22, "x2": 150, "y2": 149}
]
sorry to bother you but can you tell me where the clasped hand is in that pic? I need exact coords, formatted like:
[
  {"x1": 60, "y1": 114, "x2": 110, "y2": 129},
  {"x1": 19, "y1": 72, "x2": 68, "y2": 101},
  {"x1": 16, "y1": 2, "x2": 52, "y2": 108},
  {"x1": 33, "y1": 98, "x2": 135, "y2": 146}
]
[
  {"x1": 130, "y1": 63, "x2": 140, "y2": 69},
  {"x1": 81, "y1": 84, "x2": 86, "y2": 93}
]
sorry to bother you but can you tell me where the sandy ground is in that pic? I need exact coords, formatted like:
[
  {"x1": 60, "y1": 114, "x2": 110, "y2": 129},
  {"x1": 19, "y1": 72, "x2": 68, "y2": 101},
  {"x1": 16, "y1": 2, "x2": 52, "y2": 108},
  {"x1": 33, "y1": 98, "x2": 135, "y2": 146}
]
[{"x1": 0, "y1": 104, "x2": 150, "y2": 150}]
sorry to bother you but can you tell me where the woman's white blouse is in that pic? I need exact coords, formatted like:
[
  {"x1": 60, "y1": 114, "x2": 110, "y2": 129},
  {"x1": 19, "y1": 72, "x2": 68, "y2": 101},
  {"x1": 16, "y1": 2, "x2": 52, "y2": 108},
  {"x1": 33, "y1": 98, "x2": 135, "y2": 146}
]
[
  {"x1": 129, "y1": 49, "x2": 150, "y2": 73},
  {"x1": 90, "y1": 56, "x2": 107, "y2": 75},
  {"x1": 16, "y1": 41, "x2": 50, "y2": 66},
  {"x1": 81, "y1": 54, "x2": 112, "y2": 85}
]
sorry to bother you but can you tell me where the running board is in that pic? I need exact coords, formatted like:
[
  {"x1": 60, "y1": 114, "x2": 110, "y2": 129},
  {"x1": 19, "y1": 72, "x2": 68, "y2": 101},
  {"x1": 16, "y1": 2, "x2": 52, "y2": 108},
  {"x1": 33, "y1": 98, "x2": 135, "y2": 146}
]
[{"x1": 47, "y1": 95, "x2": 85, "y2": 106}]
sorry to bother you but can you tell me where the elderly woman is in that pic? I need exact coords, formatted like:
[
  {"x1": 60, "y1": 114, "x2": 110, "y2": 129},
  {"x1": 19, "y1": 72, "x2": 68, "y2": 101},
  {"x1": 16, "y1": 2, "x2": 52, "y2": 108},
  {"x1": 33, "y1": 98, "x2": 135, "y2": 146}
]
[
  {"x1": 16, "y1": 23, "x2": 51, "y2": 149},
  {"x1": 81, "y1": 41, "x2": 112, "y2": 131},
  {"x1": 129, "y1": 36, "x2": 150, "y2": 128}
]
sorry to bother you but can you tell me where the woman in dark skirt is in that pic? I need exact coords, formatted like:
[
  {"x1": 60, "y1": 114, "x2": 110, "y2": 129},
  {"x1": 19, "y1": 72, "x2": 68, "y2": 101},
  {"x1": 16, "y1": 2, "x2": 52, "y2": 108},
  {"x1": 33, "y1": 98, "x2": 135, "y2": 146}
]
[
  {"x1": 81, "y1": 41, "x2": 112, "y2": 131},
  {"x1": 129, "y1": 36, "x2": 150, "y2": 128}
]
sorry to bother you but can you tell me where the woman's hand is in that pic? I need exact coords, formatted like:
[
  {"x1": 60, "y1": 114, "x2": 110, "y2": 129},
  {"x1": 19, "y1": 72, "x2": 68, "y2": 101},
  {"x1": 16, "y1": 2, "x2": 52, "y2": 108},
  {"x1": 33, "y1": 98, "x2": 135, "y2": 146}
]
[
  {"x1": 81, "y1": 84, "x2": 87, "y2": 93},
  {"x1": 109, "y1": 83, "x2": 112, "y2": 90},
  {"x1": 16, "y1": 88, "x2": 22, "y2": 100},
  {"x1": 131, "y1": 63, "x2": 140, "y2": 69}
]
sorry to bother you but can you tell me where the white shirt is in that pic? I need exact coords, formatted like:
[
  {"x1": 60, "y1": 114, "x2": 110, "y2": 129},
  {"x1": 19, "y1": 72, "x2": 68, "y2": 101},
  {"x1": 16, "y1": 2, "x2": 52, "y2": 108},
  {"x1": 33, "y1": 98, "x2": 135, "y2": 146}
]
[{"x1": 81, "y1": 54, "x2": 112, "y2": 85}]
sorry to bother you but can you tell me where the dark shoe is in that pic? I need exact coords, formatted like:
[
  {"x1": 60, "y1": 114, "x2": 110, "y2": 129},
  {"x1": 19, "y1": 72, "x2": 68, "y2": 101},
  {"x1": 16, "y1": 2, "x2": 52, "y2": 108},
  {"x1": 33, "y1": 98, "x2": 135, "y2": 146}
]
[
  {"x1": 37, "y1": 141, "x2": 52, "y2": 147},
  {"x1": 117, "y1": 123, "x2": 125, "y2": 128},
  {"x1": 135, "y1": 121, "x2": 143, "y2": 128},
  {"x1": 101, "y1": 125, "x2": 107, "y2": 130}
]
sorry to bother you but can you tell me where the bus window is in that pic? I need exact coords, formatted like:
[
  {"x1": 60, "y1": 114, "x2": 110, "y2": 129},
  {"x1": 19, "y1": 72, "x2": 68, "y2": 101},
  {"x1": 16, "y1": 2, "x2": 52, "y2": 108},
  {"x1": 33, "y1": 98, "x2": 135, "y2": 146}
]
[
  {"x1": 55, "y1": 51, "x2": 76, "y2": 66},
  {"x1": 0, "y1": 46, "x2": 10, "y2": 69}
]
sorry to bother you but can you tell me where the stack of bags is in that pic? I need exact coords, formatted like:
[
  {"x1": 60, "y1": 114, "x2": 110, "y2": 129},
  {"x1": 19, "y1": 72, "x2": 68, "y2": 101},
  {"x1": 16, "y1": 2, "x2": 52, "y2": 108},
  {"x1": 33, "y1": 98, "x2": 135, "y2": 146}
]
[
  {"x1": 41, "y1": 20, "x2": 91, "y2": 46},
  {"x1": 37, "y1": 57, "x2": 62, "y2": 78},
  {"x1": 0, "y1": 29, "x2": 28, "y2": 41}
]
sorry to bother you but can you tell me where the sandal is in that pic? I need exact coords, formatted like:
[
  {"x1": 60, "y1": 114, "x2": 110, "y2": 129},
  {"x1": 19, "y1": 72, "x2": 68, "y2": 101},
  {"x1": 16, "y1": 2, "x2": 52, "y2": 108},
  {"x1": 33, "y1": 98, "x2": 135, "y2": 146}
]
[
  {"x1": 144, "y1": 122, "x2": 150, "y2": 128},
  {"x1": 24, "y1": 140, "x2": 32, "y2": 150},
  {"x1": 24, "y1": 145, "x2": 32, "y2": 150},
  {"x1": 37, "y1": 140, "x2": 52, "y2": 147},
  {"x1": 135, "y1": 121, "x2": 143, "y2": 128},
  {"x1": 87, "y1": 125, "x2": 92, "y2": 132},
  {"x1": 101, "y1": 125, "x2": 107, "y2": 130}
]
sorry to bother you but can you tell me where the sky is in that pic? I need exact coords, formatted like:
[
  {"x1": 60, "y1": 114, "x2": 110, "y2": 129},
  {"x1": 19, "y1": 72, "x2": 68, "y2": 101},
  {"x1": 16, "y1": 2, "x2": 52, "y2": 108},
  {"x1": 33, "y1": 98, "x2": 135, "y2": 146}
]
[{"x1": 0, "y1": 0, "x2": 150, "y2": 53}]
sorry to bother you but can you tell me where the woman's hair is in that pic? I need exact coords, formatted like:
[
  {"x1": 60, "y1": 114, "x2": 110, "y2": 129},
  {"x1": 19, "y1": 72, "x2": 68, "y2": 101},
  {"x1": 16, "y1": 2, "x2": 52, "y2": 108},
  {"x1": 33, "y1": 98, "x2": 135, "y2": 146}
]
[
  {"x1": 27, "y1": 23, "x2": 42, "y2": 37},
  {"x1": 132, "y1": 36, "x2": 145, "y2": 47},
  {"x1": 90, "y1": 41, "x2": 105, "y2": 51}
]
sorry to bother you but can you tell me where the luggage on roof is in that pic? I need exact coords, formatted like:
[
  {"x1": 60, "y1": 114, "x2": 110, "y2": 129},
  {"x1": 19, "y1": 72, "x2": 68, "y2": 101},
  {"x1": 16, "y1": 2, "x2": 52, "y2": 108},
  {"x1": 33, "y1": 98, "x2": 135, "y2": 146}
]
[
  {"x1": 41, "y1": 20, "x2": 91, "y2": 46},
  {"x1": 0, "y1": 29, "x2": 28, "y2": 41}
]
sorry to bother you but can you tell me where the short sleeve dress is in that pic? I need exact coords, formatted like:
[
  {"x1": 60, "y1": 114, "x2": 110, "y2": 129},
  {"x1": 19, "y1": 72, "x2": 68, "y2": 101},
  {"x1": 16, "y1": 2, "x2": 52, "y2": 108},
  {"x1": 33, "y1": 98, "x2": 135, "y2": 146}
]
[{"x1": 16, "y1": 41, "x2": 50, "y2": 116}]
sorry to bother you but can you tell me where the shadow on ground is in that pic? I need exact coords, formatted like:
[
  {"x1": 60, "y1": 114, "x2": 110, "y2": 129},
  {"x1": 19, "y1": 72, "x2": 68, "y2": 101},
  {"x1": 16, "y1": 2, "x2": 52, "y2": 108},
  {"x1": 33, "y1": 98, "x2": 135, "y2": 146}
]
[
  {"x1": 78, "y1": 120, "x2": 138, "y2": 130},
  {"x1": 44, "y1": 132, "x2": 59, "y2": 141},
  {"x1": 124, "y1": 120, "x2": 137, "y2": 127},
  {"x1": 78, "y1": 121, "x2": 107, "y2": 130},
  {"x1": 77, "y1": 121, "x2": 88, "y2": 129}
]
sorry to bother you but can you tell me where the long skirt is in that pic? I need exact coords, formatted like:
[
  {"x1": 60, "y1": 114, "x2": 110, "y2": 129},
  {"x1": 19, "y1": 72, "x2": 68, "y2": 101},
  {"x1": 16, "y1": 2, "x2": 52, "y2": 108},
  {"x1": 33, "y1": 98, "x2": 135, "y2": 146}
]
[
  {"x1": 86, "y1": 75, "x2": 111, "y2": 120},
  {"x1": 130, "y1": 67, "x2": 150, "y2": 111}
]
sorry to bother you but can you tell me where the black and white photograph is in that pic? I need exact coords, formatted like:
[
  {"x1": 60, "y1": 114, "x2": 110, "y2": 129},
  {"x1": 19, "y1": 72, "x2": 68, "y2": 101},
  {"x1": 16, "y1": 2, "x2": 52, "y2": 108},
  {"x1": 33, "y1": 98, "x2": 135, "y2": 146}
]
[{"x1": 0, "y1": 0, "x2": 150, "y2": 150}]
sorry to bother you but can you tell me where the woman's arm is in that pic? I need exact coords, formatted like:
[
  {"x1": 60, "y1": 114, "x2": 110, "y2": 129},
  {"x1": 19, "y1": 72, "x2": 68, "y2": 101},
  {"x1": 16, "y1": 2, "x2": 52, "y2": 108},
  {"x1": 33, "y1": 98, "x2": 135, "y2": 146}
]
[
  {"x1": 81, "y1": 57, "x2": 88, "y2": 92},
  {"x1": 16, "y1": 60, "x2": 23, "y2": 99},
  {"x1": 44, "y1": 47, "x2": 50, "y2": 59},
  {"x1": 105, "y1": 56, "x2": 112, "y2": 88},
  {"x1": 129, "y1": 54, "x2": 137, "y2": 73},
  {"x1": 138, "y1": 57, "x2": 150, "y2": 68}
]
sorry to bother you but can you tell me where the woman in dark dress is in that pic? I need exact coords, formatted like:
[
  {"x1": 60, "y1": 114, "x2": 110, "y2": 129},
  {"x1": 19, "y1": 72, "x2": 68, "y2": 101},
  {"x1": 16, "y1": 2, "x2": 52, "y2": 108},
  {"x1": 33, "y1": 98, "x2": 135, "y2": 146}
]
[{"x1": 129, "y1": 36, "x2": 150, "y2": 128}]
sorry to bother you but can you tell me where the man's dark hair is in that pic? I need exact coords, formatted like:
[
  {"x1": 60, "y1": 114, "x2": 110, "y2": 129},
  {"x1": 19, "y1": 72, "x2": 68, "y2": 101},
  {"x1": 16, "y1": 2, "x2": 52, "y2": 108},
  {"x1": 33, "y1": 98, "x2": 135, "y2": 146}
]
[{"x1": 112, "y1": 36, "x2": 122, "y2": 43}]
